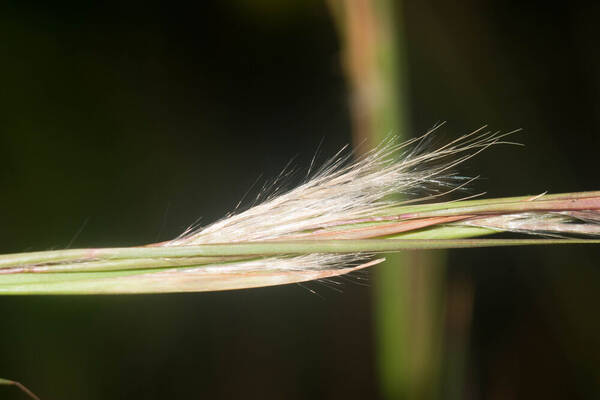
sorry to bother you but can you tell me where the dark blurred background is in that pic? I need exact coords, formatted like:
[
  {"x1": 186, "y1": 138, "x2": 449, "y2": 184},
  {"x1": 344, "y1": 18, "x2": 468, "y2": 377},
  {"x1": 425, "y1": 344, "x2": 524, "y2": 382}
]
[{"x1": 1, "y1": 1, "x2": 599, "y2": 399}]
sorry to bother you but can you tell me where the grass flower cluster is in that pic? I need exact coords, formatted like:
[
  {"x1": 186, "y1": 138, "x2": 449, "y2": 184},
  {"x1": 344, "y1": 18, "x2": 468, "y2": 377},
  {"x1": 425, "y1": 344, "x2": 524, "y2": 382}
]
[{"x1": 0, "y1": 128, "x2": 598, "y2": 294}]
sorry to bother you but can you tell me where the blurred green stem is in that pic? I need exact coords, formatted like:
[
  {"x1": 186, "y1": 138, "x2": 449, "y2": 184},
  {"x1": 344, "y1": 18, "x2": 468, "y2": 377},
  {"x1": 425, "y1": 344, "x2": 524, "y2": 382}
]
[{"x1": 328, "y1": 0, "x2": 445, "y2": 398}]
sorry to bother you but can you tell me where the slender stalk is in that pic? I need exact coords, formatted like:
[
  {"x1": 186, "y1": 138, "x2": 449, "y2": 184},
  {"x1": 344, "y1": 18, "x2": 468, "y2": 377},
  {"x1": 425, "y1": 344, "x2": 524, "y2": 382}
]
[
  {"x1": 394, "y1": 196, "x2": 600, "y2": 219},
  {"x1": 1, "y1": 238, "x2": 598, "y2": 295},
  {"x1": 384, "y1": 190, "x2": 600, "y2": 216},
  {"x1": 0, "y1": 256, "x2": 244, "y2": 273},
  {"x1": 2, "y1": 237, "x2": 598, "y2": 267},
  {"x1": 0, "y1": 378, "x2": 40, "y2": 400}
]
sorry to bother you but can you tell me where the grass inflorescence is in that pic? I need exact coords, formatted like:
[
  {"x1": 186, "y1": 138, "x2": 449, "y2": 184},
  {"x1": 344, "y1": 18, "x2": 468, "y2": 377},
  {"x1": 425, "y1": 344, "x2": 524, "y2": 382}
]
[{"x1": 0, "y1": 129, "x2": 599, "y2": 294}]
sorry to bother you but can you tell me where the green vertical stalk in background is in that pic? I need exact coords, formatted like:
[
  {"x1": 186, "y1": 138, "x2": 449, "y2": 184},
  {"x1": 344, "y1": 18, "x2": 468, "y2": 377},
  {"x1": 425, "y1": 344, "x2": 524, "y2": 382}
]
[{"x1": 328, "y1": 1, "x2": 446, "y2": 398}]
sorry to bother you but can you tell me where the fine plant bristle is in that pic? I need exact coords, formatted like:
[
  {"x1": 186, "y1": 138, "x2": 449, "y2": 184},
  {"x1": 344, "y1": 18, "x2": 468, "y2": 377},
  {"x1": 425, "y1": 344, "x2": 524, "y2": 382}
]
[
  {"x1": 148, "y1": 126, "x2": 517, "y2": 284},
  {"x1": 464, "y1": 211, "x2": 600, "y2": 237},
  {"x1": 168, "y1": 126, "x2": 514, "y2": 246},
  {"x1": 1, "y1": 127, "x2": 599, "y2": 294}
]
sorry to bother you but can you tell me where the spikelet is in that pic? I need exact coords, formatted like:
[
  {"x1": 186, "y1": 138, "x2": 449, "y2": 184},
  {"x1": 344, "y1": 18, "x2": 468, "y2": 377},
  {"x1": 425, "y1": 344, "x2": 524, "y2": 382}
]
[
  {"x1": 1, "y1": 127, "x2": 599, "y2": 294},
  {"x1": 168, "y1": 126, "x2": 513, "y2": 246},
  {"x1": 464, "y1": 211, "x2": 600, "y2": 237},
  {"x1": 131, "y1": 126, "x2": 519, "y2": 286},
  {"x1": 80, "y1": 127, "x2": 600, "y2": 291}
]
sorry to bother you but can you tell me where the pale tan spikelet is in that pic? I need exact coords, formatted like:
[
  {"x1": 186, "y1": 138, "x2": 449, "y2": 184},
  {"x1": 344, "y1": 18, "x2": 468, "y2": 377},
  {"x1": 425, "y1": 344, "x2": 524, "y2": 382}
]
[
  {"x1": 464, "y1": 211, "x2": 600, "y2": 237},
  {"x1": 168, "y1": 126, "x2": 515, "y2": 247},
  {"x1": 2, "y1": 127, "x2": 599, "y2": 295}
]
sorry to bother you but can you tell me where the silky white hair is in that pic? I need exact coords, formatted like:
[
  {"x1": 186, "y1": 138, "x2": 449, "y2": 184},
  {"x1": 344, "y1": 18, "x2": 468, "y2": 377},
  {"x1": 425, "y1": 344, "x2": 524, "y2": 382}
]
[{"x1": 167, "y1": 126, "x2": 515, "y2": 247}]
